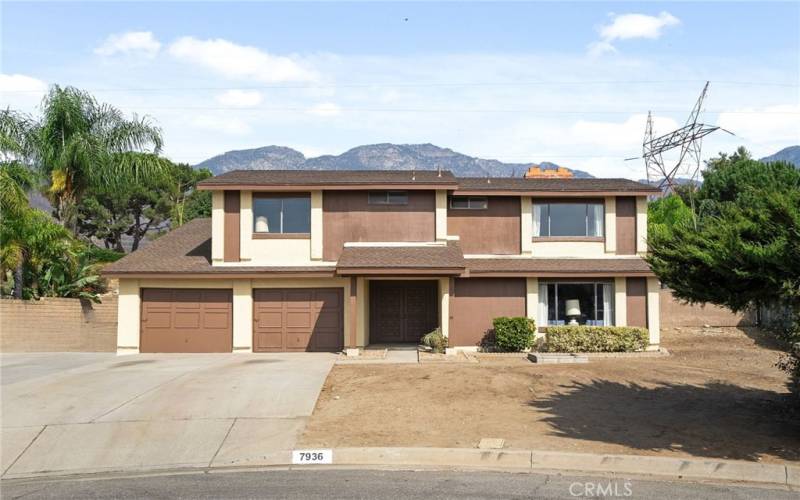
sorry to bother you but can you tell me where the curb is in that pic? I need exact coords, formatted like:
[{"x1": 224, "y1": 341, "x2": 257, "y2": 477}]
[{"x1": 3, "y1": 447, "x2": 798, "y2": 488}]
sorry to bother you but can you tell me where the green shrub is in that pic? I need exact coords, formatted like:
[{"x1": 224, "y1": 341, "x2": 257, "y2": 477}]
[
  {"x1": 544, "y1": 326, "x2": 649, "y2": 353},
  {"x1": 492, "y1": 317, "x2": 535, "y2": 352},
  {"x1": 421, "y1": 328, "x2": 447, "y2": 353}
]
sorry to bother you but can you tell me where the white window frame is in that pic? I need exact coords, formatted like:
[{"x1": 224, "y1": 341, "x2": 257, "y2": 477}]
[
  {"x1": 539, "y1": 281, "x2": 614, "y2": 326},
  {"x1": 533, "y1": 202, "x2": 604, "y2": 237}
]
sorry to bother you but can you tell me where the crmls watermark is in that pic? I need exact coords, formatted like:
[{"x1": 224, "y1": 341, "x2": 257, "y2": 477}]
[{"x1": 569, "y1": 480, "x2": 633, "y2": 497}]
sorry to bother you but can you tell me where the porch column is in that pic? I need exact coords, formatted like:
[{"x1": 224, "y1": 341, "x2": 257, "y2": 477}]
[
  {"x1": 526, "y1": 278, "x2": 541, "y2": 337},
  {"x1": 438, "y1": 277, "x2": 450, "y2": 338},
  {"x1": 232, "y1": 279, "x2": 253, "y2": 353},
  {"x1": 647, "y1": 277, "x2": 661, "y2": 347},
  {"x1": 117, "y1": 279, "x2": 140, "y2": 355}
]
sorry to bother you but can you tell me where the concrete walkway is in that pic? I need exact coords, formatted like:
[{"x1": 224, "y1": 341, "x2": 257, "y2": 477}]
[{"x1": 1, "y1": 352, "x2": 335, "y2": 478}]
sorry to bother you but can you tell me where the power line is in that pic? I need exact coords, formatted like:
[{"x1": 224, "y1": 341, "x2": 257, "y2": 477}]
[{"x1": 3, "y1": 79, "x2": 798, "y2": 93}]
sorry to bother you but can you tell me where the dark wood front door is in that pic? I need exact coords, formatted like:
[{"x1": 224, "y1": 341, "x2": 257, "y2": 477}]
[{"x1": 369, "y1": 280, "x2": 438, "y2": 343}]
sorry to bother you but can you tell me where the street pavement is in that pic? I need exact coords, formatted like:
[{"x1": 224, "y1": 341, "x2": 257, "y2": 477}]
[
  {"x1": 2, "y1": 469, "x2": 795, "y2": 499},
  {"x1": 1, "y1": 352, "x2": 335, "y2": 477}
]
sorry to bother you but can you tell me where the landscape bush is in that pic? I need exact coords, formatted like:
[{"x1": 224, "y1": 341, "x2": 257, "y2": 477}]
[
  {"x1": 492, "y1": 317, "x2": 535, "y2": 352},
  {"x1": 544, "y1": 326, "x2": 649, "y2": 353},
  {"x1": 421, "y1": 328, "x2": 447, "y2": 354}
]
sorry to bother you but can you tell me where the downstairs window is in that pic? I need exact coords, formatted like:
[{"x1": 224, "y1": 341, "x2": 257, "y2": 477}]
[{"x1": 538, "y1": 282, "x2": 613, "y2": 326}]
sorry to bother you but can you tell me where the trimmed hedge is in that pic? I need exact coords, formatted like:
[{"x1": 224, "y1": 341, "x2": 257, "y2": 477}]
[
  {"x1": 544, "y1": 326, "x2": 649, "y2": 353},
  {"x1": 492, "y1": 317, "x2": 536, "y2": 352}
]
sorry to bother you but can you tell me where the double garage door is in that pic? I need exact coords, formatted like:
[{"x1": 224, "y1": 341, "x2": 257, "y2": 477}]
[{"x1": 140, "y1": 288, "x2": 343, "y2": 353}]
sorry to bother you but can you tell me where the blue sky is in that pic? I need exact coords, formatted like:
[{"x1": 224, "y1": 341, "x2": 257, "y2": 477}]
[{"x1": 2, "y1": 1, "x2": 798, "y2": 178}]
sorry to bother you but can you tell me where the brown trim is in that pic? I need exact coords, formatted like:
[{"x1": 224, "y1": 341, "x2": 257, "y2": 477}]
[
  {"x1": 616, "y1": 196, "x2": 637, "y2": 255},
  {"x1": 532, "y1": 197, "x2": 605, "y2": 204},
  {"x1": 455, "y1": 190, "x2": 656, "y2": 197},
  {"x1": 337, "y1": 267, "x2": 464, "y2": 276},
  {"x1": 626, "y1": 277, "x2": 648, "y2": 327},
  {"x1": 532, "y1": 236, "x2": 604, "y2": 242},
  {"x1": 349, "y1": 276, "x2": 357, "y2": 348},
  {"x1": 104, "y1": 271, "x2": 338, "y2": 279},
  {"x1": 467, "y1": 271, "x2": 653, "y2": 278},
  {"x1": 223, "y1": 191, "x2": 240, "y2": 262},
  {"x1": 252, "y1": 232, "x2": 311, "y2": 239},
  {"x1": 252, "y1": 191, "x2": 311, "y2": 199},
  {"x1": 199, "y1": 183, "x2": 456, "y2": 191}
]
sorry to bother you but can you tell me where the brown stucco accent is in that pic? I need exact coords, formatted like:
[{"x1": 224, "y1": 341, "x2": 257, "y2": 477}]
[
  {"x1": 448, "y1": 196, "x2": 521, "y2": 254},
  {"x1": 349, "y1": 277, "x2": 357, "y2": 348},
  {"x1": 322, "y1": 190, "x2": 436, "y2": 261},
  {"x1": 223, "y1": 191, "x2": 240, "y2": 262},
  {"x1": 140, "y1": 288, "x2": 233, "y2": 353},
  {"x1": 616, "y1": 196, "x2": 637, "y2": 255},
  {"x1": 626, "y1": 277, "x2": 648, "y2": 327},
  {"x1": 449, "y1": 278, "x2": 526, "y2": 347}
]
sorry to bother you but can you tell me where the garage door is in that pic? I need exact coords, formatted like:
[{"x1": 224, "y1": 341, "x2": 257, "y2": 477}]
[
  {"x1": 140, "y1": 289, "x2": 232, "y2": 353},
  {"x1": 253, "y1": 288, "x2": 343, "y2": 352}
]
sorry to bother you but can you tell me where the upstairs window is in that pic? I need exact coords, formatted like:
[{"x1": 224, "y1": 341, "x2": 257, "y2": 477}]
[
  {"x1": 533, "y1": 202, "x2": 603, "y2": 237},
  {"x1": 253, "y1": 195, "x2": 311, "y2": 234},
  {"x1": 368, "y1": 191, "x2": 408, "y2": 205},
  {"x1": 449, "y1": 196, "x2": 488, "y2": 210}
]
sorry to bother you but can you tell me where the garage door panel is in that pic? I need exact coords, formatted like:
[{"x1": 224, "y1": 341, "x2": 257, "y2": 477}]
[
  {"x1": 140, "y1": 288, "x2": 232, "y2": 353},
  {"x1": 253, "y1": 288, "x2": 343, "y2": 352}
]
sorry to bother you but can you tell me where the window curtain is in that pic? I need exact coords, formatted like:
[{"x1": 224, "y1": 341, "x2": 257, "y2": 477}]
[
  {"x1": 538, "y1": 283, "x2": 549, "y2": 326},
  {"x1": 602, "y1": 283, "x2": 613, "y2": 325},
  {"x1": 590, "y1": 204, "x2": 604, "y2": 237},
  {"x1": 532, "y1": 204, "x2": 542, "y2": 237}
]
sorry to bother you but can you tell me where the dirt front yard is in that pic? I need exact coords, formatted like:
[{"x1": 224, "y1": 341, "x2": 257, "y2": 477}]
[{"x1": 300, "y1": 327, "x2": 800, "y2": 463}]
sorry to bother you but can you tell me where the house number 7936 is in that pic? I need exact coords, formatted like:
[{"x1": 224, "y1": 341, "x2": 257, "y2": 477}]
[{"x1": 292, "y1": 449, "x2": 333, "y2": 464}]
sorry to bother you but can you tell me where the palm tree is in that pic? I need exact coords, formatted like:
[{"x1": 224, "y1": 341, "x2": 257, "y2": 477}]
[{"x1": 2, "y1": 85, "x2": 166, "y2": 232}]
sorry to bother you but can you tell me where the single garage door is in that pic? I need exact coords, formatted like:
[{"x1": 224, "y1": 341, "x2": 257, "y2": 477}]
[
  {"x1": 140, "y1": 289, "x2": 233, "y2": 353},
  {"x1": 253, "y1": 288, "x2": 343, "y2": 352}
]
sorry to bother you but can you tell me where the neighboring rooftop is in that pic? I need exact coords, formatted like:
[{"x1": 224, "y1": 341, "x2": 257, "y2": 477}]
[{"x1": 198, "y1": 169, "x2": 459, "y2": 189}]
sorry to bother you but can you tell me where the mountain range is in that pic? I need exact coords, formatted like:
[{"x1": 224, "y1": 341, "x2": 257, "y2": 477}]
[
  {"x1": 760, "y1": 145, "x2": 800, "y2": 166},
  {"x1": 194, "y1": 143, "x2": 594, "y2": 178}
]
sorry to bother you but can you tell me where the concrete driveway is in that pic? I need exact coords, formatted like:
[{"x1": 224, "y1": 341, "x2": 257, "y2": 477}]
[{"x1": 1, "y1": 352, "x2": 336, "y2": 478}]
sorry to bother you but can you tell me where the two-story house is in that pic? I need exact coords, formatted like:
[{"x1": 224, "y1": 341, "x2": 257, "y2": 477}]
[{"x1": 104, "y1": 170, "x2": 661, "y2": 354}]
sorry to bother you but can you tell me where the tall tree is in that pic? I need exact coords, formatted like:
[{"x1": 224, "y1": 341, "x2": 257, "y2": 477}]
[{"x1": 1, "y1": 86, "x2": 166, "y2": 233}]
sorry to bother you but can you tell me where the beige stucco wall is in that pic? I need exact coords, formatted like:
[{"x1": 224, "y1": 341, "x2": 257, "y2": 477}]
[
  {"x1": 525, "y1": 277, "x2": 543, "y2": 338},
  {"x1": 438, "y1": 277, "x2": 450, "y2": 338},
  {"x1": 520, "y1": 196, "x2": 533, "y2": 255},
  {"x1": 311, "y1": 190, "x2": 323, "y2": 260},
  {"x1": 233, "y1": 279, "x2": 253, "y2": 352},
  {"x1": 248, "y1": 238, "x2": 313, "y2": 265},
  {"x1": 435, "y1": 190, "x2": 448, "y2": 241},
  {"x1": 211, "y1": 191, "x2": 224, "y2": 262},
  {"x1": 604, "y1": 196, "x2": 617, "y2": 253},
  {"x1": 117, "y1": 279, "x2": 141, "y2": 354},
  {"x1": 636, "y1": 196, "x2": 648, "y2": 254},
  {"x1": 614, "y1": 277, "x2": 627, "y2": 327},
  {"x1": 356, "y1": 278, "x2": 369, "y2": 347},
  {"x1": 532, "y1": 241, "x2": 606, "y2": 258},
  {"x1": 647, "y1": 277, "x2": 660, "y2": 346}
]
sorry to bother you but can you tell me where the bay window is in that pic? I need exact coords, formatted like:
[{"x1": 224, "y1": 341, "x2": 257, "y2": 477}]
[
  {"x1": 533, "y1": 201, "x2": 604, "y2": 237},
  {"x1": 538, "y1": 282, "x2": 613, "y2": 326},
  {"x1": 253, "y1": 195, "x2": 311, "y2": 234}
]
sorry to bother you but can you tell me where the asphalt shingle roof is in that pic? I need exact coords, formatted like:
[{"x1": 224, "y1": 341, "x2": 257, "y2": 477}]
[{"x1": 336, "y1": 244, "x2": 466, "y2": 271}]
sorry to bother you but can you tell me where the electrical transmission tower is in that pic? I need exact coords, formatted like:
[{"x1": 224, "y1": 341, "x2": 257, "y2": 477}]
[{"x1": 636, "y1": 82, "x2": 733, "y2": 193}]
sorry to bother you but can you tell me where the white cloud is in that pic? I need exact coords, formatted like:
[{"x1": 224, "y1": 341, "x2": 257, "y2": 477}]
[
  {"x1": 571, "y1": 114, "x2": 679, "y2": 151},
  {"x1": 589, "y1": 12, "x2": 680, "y2": 56},
  {"x1": 168, "y1": 37, "x2": 317, "y2": 83},
  {"x1": 0, "y1": 74, "x2": 48, "y2": 110},
  {"x1": 307, "y1": 102, "x2": 341, "y2": 117},
  {"x1": 215, "y1": 89, "x2": 263, "y2": 107},
  {"x1": 190, "y1": 115, "x2": 252, "y2": 135},
  {"x1": 718, "y1": 105, "x2": 800, "y2": 144},
  {"x1": 95, "y1": 31, "x2": 161, "y2": 58}
]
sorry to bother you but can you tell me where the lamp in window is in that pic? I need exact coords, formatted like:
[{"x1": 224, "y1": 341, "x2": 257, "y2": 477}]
[
  {"x1": 565, "y1": 299, "x2": 581, "y2": 325},
  {"x1": 255, "y1": 215, "x2": 269, "y2": 233}
]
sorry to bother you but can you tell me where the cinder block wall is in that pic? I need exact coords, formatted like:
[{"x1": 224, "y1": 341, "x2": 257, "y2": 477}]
[
  {"x1": 660, "y1": 288, "x2": 756, "y2": 327},
  {"x1": 0, "y1": 294, "x2": 118, "y2": 352}
]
